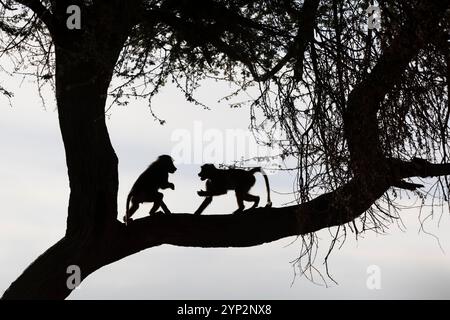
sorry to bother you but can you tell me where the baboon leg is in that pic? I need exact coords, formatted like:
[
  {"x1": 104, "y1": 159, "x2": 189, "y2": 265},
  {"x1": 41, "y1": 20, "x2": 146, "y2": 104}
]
[
  {"x1": 194, "y1": 196, "x2": 213, "y2": 215},
  {"x1": 233, "y1": 192, "x2": 245, "y2": 214},
  {"x1": 149, "y1": 192, "x2": 163, "y2": 215},
  {"x1": 159, "y1": 200, "x2": 171, "y2": 214},
  {"x1": 149, "y1": 202, "x2": 161, "y2": 215},
  {"x1": 128, "y1": 201, "x2": 140, "y2": 218},
  {"x1": 124, "y1": 201, "x2": 140, "y2": 224},
  {"x1": 245, "y1": 193, "x2": 260, "y2": 209}
]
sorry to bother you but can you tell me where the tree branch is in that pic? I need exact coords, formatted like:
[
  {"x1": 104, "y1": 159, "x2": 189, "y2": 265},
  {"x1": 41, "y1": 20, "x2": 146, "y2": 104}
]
[
  {"x1": 390, "y1": 158, "x2": 450, "y2": 180},
  {"x1": 112, "y1": 157, "x2": 450, "y2": 268},
  {"x1": 143, "y1": 0, "x2": 320, "y2": 82},
  {"x1": 115, "y1": 176, "x2": 389, "y2": 257},
  {"x1": 392, "y1": 180, "x2": 424, "y2": 191},
  {"x1": 13, "y1": 0, "x2": 55, "y2": 34},
  {"x1": 253, "y1": 0, "x2": 320, "y2": 82},
  {"x1": 343, "y1": 0, "x2": 450, "y2": 171}
]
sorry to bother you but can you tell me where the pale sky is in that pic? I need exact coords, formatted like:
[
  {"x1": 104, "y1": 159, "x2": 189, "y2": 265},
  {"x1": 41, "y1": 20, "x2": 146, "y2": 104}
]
[{"x1": 1, "y1": 74, "x2": 450, "y2": 299}]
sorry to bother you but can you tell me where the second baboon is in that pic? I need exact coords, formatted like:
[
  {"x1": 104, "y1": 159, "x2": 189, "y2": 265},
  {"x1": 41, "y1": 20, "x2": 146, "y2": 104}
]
[{"x1": 194, "y1": 164, "x2": 272, "y2": 215}]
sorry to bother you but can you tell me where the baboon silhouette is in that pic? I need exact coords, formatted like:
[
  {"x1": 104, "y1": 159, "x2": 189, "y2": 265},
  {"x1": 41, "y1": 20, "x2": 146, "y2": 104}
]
[
  {"x1": 194, "y1": 164, "x2": 272, "y2": 215},
  {"x1": 124, "y1": 155, "x2": 176, "y2": 225}
]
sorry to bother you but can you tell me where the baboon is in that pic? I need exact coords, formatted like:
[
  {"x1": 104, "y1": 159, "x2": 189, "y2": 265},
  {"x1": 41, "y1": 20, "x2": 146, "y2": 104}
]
[
  {"x1": 124, "y1": 155, "x2": 176, "y2": 225},
  {"x1": 194, "y1": 164, "x2": 272, "y2": 215}
]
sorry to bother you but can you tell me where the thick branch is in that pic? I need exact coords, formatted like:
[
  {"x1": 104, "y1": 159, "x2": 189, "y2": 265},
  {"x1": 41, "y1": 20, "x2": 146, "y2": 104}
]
[
  {"x1": 115, "y1": 176, "x2": 388, "y2": 257},
  {"x1": 344, "y1": 0, "x2": 450, "y2": 171},
  {"x1": 107, "y1": 159, "x2": 450, "y2": 273},
  {"x1": 2, "y1": 173, "x2": 390, "y2": 299},
  {"x1": 391, "y1": 158, "x2": 450, "y2": 180}
]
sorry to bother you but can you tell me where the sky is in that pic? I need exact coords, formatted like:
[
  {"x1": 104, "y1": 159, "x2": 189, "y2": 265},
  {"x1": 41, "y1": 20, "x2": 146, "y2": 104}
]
[{"x1": 1, "y1": 74, "x2": 450, "y2": 300}]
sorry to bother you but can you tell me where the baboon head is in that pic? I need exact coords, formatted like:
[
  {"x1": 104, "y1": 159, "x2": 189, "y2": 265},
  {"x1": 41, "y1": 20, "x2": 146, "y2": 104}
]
[
  {"x1": 198, "y1": 164, "x2": 217, "y2": 181},
  {"x1": 158, "y1": 155, "x2": 177, "y2": 173}
]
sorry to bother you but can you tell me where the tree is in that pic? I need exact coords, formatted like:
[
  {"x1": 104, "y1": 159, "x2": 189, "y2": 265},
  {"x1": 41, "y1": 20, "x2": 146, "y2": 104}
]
[{"x1": 0, "y1": 0, "x2": 449, "y2": 299}]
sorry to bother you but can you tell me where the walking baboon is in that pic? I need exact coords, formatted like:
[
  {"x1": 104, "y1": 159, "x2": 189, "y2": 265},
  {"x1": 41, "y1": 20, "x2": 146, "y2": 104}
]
[{"x1": 194, "y1": 164, "x2": 272, "y2": 215}]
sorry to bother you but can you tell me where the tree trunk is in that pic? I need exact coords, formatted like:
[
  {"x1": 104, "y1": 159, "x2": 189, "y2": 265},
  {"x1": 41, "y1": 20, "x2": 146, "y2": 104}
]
[
  {"x1": 56, "y1": 47, "x2": 119, "y2": 237},
  {"x1": 2, "y1": 28, "x2": 127, "y2": 298}
]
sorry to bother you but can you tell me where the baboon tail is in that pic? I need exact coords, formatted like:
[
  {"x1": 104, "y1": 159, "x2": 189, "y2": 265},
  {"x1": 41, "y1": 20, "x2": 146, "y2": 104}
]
[
  {"x1": 249, "y1": 167, "x2": 262, "y2": 174},
  {"x1": 251, "y1": 167, "x2": 272, "y2": 207},
  {"x1": 261, "y1": 169, "x2": 272, "y2": 207},
  {"x1": 125, "y1": 193, "x2": 132, "y2": 226}
]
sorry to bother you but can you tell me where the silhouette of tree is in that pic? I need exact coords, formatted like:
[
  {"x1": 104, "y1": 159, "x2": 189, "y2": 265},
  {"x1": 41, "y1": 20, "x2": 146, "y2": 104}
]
[{"x1": 0, "y1": 0, "x2": 449, "y2": 299}]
